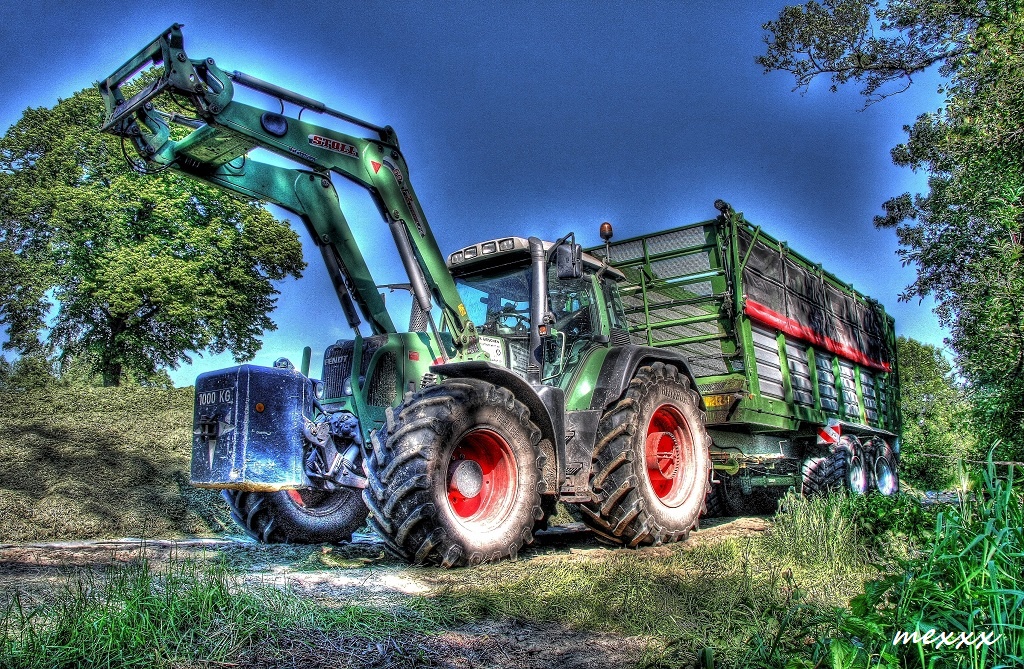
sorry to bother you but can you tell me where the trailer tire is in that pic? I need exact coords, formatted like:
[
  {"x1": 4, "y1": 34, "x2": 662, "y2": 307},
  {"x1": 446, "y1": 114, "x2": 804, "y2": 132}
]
[
  {"x1": 221, "y1": 488, "x2": 367, "y2": 544},
  {"x1": 842, "y1": 437, "x2": 870, "y2": 495},
  {"x1": 800, "y1": 451, "x2": 847, "y2": 497},
  {"x1": 702, "y1": 481, "x2": 728, "y2": 518},
  {"x1": 581, "y1": 362, "x2": 712, "y2": 546},
  {"x1": 362, "y1": 378, "x2": 543, "y2": 567}
]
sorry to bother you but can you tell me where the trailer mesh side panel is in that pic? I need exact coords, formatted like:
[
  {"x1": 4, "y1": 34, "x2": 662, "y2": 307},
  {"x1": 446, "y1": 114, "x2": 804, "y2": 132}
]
[
  {"x1": 785, "y1": 340, "x2": 815, "y2": 406},
  {"x1": 815, "y1": 352, "x2": 840, "y2": 413},
  {"x1": 589, "y1": 216, "x2": 901, "y2": 437},
  {"x1": 591, "y1": 222, "x2": 732, "y2": 379},
  {"x1": 860, "y1": 370, "x2": 879, "y2": 424},
  {"x1": 838, "y1": 360, "x2": 862, "y2": 420}
]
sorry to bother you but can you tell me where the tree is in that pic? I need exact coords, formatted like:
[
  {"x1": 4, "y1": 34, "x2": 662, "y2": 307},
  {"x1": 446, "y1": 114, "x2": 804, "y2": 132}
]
[
  {"x1": 760, "y1": 1, "x2": 1024, "y2": 459},
  {"x1": 896, "y1": 336, "x2": 976, "y2": 489},
  {"x1": 0, "y1": 87, "x2": 305, "y2": 386}
]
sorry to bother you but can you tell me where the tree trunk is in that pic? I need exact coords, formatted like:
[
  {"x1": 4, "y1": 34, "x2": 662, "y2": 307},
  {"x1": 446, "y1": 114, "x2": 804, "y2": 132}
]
[{"x1": 101, "y1": 362, "x2": 122, "y2": 387}]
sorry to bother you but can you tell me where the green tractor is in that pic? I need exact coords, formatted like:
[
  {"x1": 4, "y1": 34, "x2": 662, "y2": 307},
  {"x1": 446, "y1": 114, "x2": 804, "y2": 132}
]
[
  {"x1": 99, "y1": 26, "x2": 899, "y2": 567},
  {"x1": 99, "y1": 25, "x2": 712, "y2": 566}
]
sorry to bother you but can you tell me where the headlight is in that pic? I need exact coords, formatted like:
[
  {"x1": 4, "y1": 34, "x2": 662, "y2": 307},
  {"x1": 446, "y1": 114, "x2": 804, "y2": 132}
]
[{"x1": 342, "y1": 378, "x2": 353, "y2": 396}]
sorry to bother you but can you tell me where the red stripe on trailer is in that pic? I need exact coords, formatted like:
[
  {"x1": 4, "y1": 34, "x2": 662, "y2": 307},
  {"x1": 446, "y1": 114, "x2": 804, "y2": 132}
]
[{"x1": 744, "y1": 299, "x2": 892, "y2": 372}]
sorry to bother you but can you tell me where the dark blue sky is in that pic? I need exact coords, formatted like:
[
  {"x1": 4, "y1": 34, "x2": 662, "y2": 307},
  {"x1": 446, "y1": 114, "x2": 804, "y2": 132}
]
[{"x1": 1, "y1": 1, "x2": 947, "y2": 385}]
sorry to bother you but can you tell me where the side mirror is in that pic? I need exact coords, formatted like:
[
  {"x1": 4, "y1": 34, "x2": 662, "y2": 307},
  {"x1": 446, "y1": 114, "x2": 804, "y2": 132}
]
[{"x1": 556, "y1": 243, "x2": 583, "y2": 279}]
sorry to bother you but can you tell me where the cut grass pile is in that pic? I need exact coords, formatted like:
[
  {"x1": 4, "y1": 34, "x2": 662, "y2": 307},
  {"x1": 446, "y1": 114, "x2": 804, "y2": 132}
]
[{"x1": 0, "y1": 386, "x2": 228, "y2": 542}]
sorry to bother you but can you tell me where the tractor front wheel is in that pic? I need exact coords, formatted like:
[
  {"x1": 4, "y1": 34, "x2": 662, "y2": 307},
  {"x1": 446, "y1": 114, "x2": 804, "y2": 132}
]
[
  {"x1": 221, "y1": 487, "x2": 367, "y2": 544},
  {"x1": 363, "y1": 378, "x2": 544, "y2": 567},
  {"x1": 580, "y1": 362, "x2": 711, "y2": 546}
]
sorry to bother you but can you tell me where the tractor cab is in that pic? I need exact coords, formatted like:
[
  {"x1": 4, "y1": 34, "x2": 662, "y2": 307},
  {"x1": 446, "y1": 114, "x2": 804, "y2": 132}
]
[{"x1": 447, "y1": 237, "x2": 629, "y2": 385}]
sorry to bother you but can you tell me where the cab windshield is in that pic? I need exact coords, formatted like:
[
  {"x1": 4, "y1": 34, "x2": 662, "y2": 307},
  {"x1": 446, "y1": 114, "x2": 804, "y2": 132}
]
[
  {"x1": 454, "y1": 264, "x2": 599, "y2": 342},
  {"x1": 454, "y1": 265, "x2": 532, "y2": 337}
]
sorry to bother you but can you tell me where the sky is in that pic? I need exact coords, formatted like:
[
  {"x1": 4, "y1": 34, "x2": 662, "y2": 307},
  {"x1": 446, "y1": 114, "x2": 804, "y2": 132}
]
[{"x1": 0, "y1": 1, "x2": 948, "y2": 387}]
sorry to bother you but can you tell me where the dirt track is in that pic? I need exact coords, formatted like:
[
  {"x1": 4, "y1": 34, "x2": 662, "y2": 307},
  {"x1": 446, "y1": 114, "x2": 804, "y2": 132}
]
[{"x1": 0, "y1": 517, "x2": 770, "y2": 668}]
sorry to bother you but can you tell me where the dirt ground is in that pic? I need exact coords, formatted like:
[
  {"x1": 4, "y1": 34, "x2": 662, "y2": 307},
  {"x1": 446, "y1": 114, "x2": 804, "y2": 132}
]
[{"x1": 0, "y1": 517, "x2": 770, "y2": 669}]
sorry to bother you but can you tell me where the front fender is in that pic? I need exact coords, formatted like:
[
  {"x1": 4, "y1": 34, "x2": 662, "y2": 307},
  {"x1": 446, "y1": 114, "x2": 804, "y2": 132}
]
[{"x1": 431, "y1": 360, "x2": 564, "y2": 496}]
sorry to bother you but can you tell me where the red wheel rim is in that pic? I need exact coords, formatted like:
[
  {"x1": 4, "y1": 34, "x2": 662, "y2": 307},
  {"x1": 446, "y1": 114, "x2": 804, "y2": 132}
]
[
  {"x1": 644, "y1": 404, "x2": 695, "y2": 506},
  {"x1": 287, "y1": 489, "x2": 305, "y2": 506},
  {"x1": 446, "y1": 429, "x2": 517, "y2": 530}
]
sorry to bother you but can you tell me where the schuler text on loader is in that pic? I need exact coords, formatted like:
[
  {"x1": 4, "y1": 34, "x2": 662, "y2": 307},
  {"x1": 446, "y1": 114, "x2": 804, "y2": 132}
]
[{"x1": 98, "y1": 26, "x2": 900, "y2": 566}]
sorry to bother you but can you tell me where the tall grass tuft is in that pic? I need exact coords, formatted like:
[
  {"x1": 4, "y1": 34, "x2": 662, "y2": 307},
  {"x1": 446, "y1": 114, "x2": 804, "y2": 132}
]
[
  {"x1": 848, "y1": 457, "x2": 1024, "y2": 668},
  {"x1": 758, "y1": 489, "x2": 868, "y2": 573}
]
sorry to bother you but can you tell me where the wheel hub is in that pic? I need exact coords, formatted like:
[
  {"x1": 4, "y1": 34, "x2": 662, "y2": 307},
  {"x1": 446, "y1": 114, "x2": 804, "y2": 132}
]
[
  {"x1": 644, "y1": 404, "x2": 696, "y2": 506},
  {"x1": 449, "y1": 459, "x2": 484, "y2": 498},
  {"x1": 445, "y1": 429, "x2": 517, "y2": 528},
  {"x1": 645, "y1": 431, "x2": 680, "y2": 479}
]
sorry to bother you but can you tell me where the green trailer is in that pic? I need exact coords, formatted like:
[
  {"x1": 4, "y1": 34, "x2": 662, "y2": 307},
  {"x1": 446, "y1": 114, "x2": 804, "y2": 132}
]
[{"x1": 589, "y1": 201, "x2": 902, "y2": 513}]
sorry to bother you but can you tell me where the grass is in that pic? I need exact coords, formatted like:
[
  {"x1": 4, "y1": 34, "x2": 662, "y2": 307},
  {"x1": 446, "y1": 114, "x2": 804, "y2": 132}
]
[
  {"x1": 0, "y1": 550, "x2": 452, "y2": 668},
  {"x1": 424, "y1": 523, "x2": 872, "y2": 666},
  {"x1": 729, "y1": 459, "x2": 1024, "y2": 669},
  {"x1": 2, "y1": 385, "x2": 1018, "y2": 667},
  {"x1": 759, "y1": 489, "x2": 868, "y2": 572},
  {"x1": 4, "y1": 474, "x2": 1018, "y2": 668},
  {"x1": 836, "y1": 458, "x2": 1024, "y2": 668}
]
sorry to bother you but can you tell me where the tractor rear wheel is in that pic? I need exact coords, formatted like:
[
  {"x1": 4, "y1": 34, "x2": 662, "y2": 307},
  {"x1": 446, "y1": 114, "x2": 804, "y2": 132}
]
[
  {"x1": 580, "y1": 362, "x2": 711, "y2": 546},
  {"x1": 363, "y1": 378, "x2": 544, "y2": 567},
  {"x1": 222, "y1": 487, "x2": 367, "y2": 544}
]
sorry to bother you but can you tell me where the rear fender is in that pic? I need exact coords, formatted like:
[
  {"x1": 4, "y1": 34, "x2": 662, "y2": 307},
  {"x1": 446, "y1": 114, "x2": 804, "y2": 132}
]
[{"x1": 588, "y1": 345, "x2": 702, "y2": 411}]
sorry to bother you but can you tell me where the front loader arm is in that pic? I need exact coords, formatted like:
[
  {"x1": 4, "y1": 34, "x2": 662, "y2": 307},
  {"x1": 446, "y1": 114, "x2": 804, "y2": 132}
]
[{"x1": 97, "y1": 24, "x2": 479, "y2": 352}]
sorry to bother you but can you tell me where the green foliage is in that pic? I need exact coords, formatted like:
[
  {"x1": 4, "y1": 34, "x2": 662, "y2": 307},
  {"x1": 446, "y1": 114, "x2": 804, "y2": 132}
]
[
  {"x1": 897, "y1": 336, "x2": 977, "y2": 489},
  {"x1": 0, "y1": 554, "x2": 446, "y2": 668},
  {"x1": 0, "y1": 353, "x2": 55, "y2": 392},
  {"x1": 841, "y1": 460, "x2": 1023, "y2": 668},
  {"x1": 842, "y1": 490, "x2": 936, "y2": 558},
  {"x1": 738, "y1": 463, "x2": 1023, "y2": 668},
  {"x1": 760, "y1": 2, "x2": 1024, "y2": 461},
  {"x1": 0, "y1": 86, "x2": 306, "y2": 386}
]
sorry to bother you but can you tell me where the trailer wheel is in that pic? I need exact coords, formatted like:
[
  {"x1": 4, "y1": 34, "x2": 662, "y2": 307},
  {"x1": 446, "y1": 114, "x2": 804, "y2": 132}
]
[
  {"x1": 221, "y1": 488, "x2": 367, "y2": 544},
  {"x1": 580, "y1": 362, "x2": 711, "y2": 546},
  {"x1": 866, "y1": 437, "x2": 899, "y2": 496},
  {"x1": 843, "y1": 437, "x2": 870, "y2": 495},
  {"x1": 362, "y1": 378, "x2": 543, "y2": 567},
  {"x1": 702, "y1": 480, "x2": 728, "y2": 518},
  {"x1": 800, "y1": 451, "x2": 847, "y2": 497}
]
